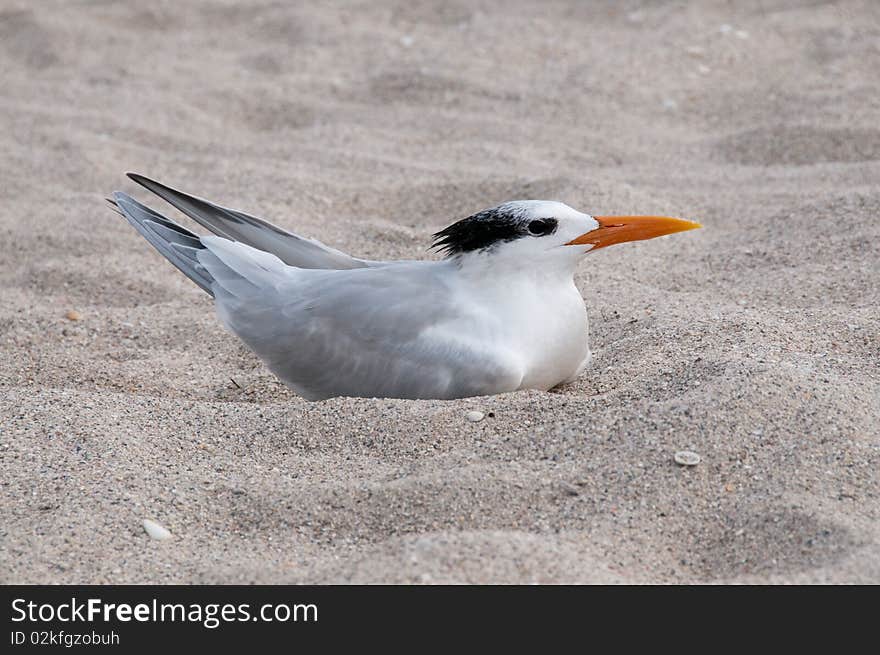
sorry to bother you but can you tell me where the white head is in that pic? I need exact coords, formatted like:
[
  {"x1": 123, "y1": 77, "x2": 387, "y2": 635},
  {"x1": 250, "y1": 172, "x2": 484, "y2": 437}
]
[{"x1": 432, "y1": 200, "x2": 700, "y2": 273}]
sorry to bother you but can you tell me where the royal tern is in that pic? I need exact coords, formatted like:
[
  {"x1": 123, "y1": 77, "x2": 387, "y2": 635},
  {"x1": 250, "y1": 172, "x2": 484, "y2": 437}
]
[{"x1": 110, "y1": 174, "x2": 700, "y2": 400}]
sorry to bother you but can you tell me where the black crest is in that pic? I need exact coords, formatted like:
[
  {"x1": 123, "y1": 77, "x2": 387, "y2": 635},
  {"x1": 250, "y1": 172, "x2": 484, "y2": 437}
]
[{"x1": 431, "y1": 204, "x2": 557, "y2": 256}]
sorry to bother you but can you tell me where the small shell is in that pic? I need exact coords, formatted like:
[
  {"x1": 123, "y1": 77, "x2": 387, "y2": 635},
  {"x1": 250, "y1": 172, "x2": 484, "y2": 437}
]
[
  {"x1": 142, "y1": 518, "x2": 172, "y2": 541},
  {"x1": 466, "y1": 410, "x2": 485, "y2": 422},
  {"x1": 65, "y1": 310, "x2": 82, "y2": 321},
  {"x1": 674, "y1": 451, "x2": 701, "y2": 466}
]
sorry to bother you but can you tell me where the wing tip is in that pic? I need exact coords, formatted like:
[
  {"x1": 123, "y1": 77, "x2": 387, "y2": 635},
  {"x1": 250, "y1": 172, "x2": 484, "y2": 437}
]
[
  {"x1": 126, "y1": 171, "x2": 154, "y2": 187},
  {"x1": 126, "y1": 172, "x2": 199, "y2": 204},
  {"x1": 127, "y1": 172, "x2": 176, "y2": 196}
]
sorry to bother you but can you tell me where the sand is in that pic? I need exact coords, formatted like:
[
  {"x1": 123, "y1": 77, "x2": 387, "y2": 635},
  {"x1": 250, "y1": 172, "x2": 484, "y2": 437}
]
[{"x1": 1, "y1": 0, "x2": 878, "y2": 584}]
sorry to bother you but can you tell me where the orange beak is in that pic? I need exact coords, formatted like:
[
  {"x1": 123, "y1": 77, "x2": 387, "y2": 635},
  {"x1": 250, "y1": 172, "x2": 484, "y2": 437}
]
[{"x1": 565, "y1": 215, "x2": 702, "y2": 251}]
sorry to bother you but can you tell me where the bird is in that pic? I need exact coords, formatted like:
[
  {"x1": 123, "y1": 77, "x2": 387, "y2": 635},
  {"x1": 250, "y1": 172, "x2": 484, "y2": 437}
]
[{"x1": 110, "y1": 174, "x2": 700, "y2": 401}]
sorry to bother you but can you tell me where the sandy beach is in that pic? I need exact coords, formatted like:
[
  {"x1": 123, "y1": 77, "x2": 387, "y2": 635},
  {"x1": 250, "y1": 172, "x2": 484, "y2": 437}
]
[{"x1": 1, "y1": 0, "x2": 878, "y2": 583}]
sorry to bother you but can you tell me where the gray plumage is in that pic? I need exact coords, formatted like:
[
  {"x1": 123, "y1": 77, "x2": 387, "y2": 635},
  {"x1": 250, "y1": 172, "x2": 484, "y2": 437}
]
[
  {"x1": 111, "y1": 176, "x2": 552, "y2": 400},
  {"x1": 126, "y1": 173, "x2": 376, "y2": 270}
]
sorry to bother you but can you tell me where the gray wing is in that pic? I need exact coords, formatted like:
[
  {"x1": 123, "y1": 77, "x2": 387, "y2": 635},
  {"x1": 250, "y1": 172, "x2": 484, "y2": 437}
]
[
  {"x1": 209, "y1": 260, "x2": 524, "y2": 400},
  {"x1": 127, "y1": 173, "x2": 379, "y2": 270}
]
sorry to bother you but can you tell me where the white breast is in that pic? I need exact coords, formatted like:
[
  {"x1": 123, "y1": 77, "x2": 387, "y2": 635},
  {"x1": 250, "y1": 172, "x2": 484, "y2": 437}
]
[
  {"x1": 513, "y1": 280, "x2": 589, "y2": 390},
  {"x1": 453, "y1": 272, "x2": 590, "y2": 391}
]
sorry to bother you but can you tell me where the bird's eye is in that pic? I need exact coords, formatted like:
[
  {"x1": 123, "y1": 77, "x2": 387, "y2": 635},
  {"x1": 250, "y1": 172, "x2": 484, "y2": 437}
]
[{"x1": 527, "y1": 219, "x2": 557, "y2": 236}]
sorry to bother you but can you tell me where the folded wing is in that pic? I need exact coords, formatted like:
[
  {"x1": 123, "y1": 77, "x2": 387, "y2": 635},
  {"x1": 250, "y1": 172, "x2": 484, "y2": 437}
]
[{"x1": 213, "y1": 263, "x2": 524, "y2": 400}]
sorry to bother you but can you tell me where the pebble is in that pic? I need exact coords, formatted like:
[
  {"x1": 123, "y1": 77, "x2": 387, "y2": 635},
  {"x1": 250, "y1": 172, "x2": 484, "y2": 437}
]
[
  {"x1": 674, "y1": 451, "x2": 701, "y2": 466},
  {"x1": 560, "y1": 482, "x2": 580, "y2": 496},
  {"x1": 142, "y1": 518, "x2": 172, "y2": 541},
  {"x1": 466, "y1": 410, "x2": 485, "y2": 423},
  {"x1": 65, "y1": 310, "x2": 82, "y2": 321}
]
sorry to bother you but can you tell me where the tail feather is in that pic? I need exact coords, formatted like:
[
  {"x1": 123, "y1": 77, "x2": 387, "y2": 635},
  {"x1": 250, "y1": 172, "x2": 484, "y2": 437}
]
[
  {"x1": 106, "y1": 197, "x2": 123, "y2": 216},
  {"x1": 111, "y1": 192, "x2": 289, "y2": 300},
  {"x1": 113, "y1": 192, "x2": 215, "y2": 296},
  {"x1": 146, "y1": 221, "x2": 203, "y2": 249}
]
